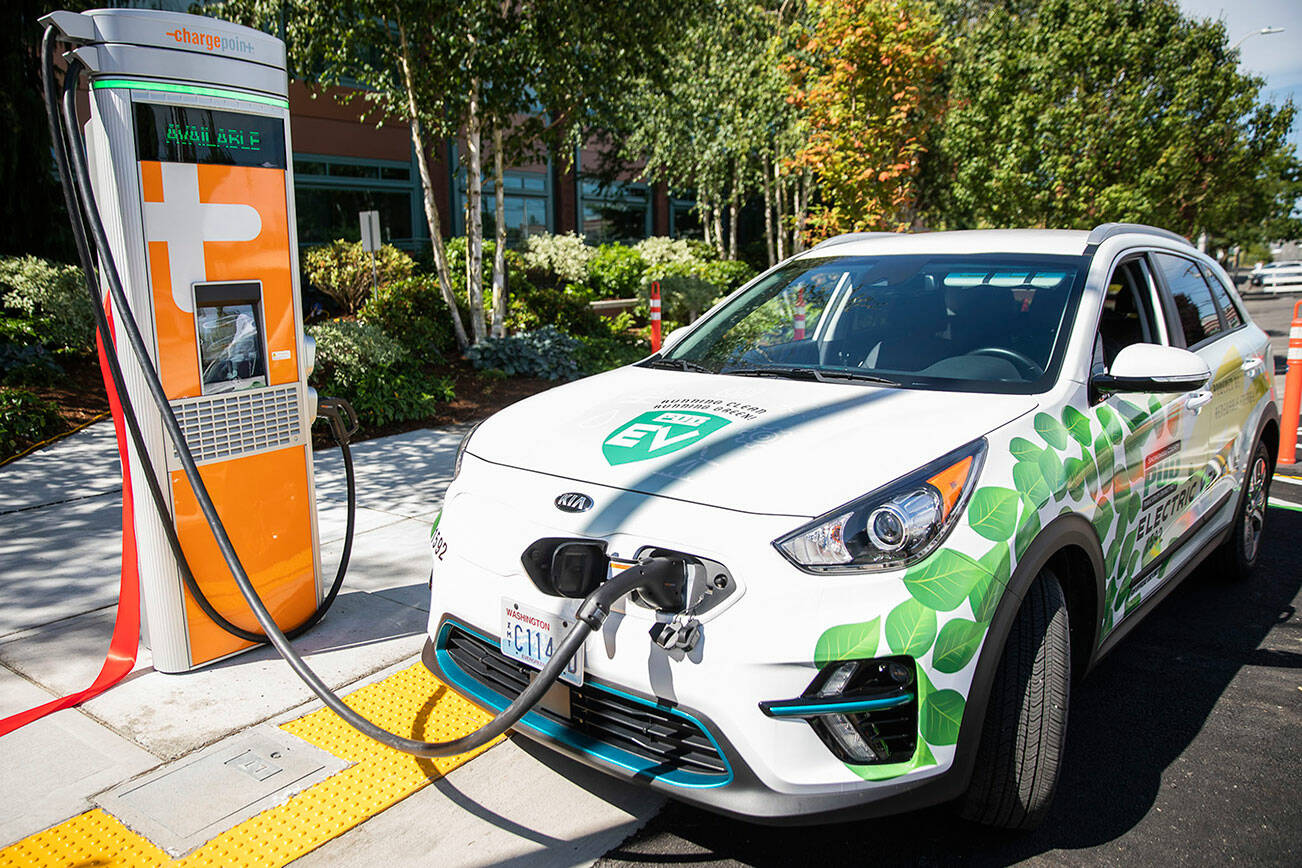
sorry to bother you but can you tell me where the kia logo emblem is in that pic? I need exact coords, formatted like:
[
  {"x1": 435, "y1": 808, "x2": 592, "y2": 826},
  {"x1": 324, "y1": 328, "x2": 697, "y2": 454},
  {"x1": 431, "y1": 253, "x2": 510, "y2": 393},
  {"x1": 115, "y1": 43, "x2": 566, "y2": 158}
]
[{"x1": 554, "y1": 493, "x2": 594, "y2": 513}]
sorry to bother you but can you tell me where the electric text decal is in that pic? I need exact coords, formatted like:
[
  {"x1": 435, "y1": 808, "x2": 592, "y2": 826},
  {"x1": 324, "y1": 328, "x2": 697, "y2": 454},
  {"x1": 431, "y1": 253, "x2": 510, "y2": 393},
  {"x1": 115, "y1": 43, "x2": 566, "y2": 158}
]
[{"x1": 602, "y1": 411, "x2": 732, "y2": 465}]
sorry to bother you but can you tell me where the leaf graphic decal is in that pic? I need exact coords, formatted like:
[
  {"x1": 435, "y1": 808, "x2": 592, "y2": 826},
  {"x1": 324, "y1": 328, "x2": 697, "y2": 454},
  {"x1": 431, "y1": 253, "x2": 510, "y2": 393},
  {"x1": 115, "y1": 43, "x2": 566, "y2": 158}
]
[
  {"x1": 813, "y1": 617, "x2": 880, "y2": 667},
  {"x1": 1114, "y1": 398, "x2": 1148, "y2": 431},
  {"x1": 1013, "y1": 460, "x2": 1050, "y2": 508},
  {"x1": 1091, "y1": 499, "x2": 1114, "y2": 542},
  {"x1": 1015, "y1": 503, "x2": 1041, "y2": 559},
  {"x1": 1097, "y1": 405, "x2": 1123, "y2": 444},
  {"x1": 1062, "y1": 405, "x2": 1093, "y2": 447},
  {"x1": 969, "y1": 543, "x2": 1009, "y2": 623},
  {"x1": 1104, "y1": 534, "x2": 1121, "y2": 578},
  {"x1": 1037, "y1": 447, "x2": 1065, "y2": 492},
  {"x1": 920, "y1": 688, "x2": 966, "y2": 745},
  {"x1": 904, "y1": 549, "x2": 987, "y2": 611},
  {"x1": 1148, "y1": 395, "x2": 1162, "y2": 415},
  {"x1": 1034, "y1": 412, "x2": 1068, "y2": 450},
  {"x1": 1126, "y1": 489, "x2": 1141, "y2": 523},
  {"x1": 1010, "y1": 436, "x2": 1042, "y2": 462},
  {"x1": 1094, "y1": 436, "x2": 1115, "y2": 493},
  {"x1": 977, "y1": 541, "x2": 1011, "y2": 585},
  {"x1": 1064, "y1": 456, "x2": 1086, "y2": 501},
  {"x1": 914, "y1": 740, "x2": 937, "y2": 769},
  {"x1": 968, "y1": 486, "x2": 1020, "y2": 541},
  {"x1": 885, "y1": 598, "x2": 938, "y2": 657},
  {"x1": 933, "y1": 618, "x2": 985, "y2": 673}
]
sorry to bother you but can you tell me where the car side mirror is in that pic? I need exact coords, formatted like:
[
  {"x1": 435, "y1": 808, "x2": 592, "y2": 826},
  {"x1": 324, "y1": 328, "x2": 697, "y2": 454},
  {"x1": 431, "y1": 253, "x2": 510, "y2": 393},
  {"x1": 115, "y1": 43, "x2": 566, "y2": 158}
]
[
  {"x1": 662, "y1": 326, "x2": 690, "y2": 351},
  {"x1": 1092, "y1": 344, "x2": 1211, "y2": 394}
]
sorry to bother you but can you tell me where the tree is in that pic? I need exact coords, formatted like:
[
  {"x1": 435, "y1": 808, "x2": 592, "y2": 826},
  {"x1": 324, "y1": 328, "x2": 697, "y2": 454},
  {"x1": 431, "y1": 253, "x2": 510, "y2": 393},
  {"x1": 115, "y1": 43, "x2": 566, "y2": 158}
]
[
  {"x1": 785, "y1": 0, "x2": 948, "y2": 239},
  {"x1": 923, "y1": 0, "x2": 1301, "y2": 242}
]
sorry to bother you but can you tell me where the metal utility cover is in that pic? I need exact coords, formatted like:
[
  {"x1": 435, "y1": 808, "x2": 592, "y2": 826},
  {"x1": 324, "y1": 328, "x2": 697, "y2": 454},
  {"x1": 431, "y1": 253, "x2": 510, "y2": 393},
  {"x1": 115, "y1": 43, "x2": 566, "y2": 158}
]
[{"x1": 95, "y1": 725, "x2": 348, "y2": 856}]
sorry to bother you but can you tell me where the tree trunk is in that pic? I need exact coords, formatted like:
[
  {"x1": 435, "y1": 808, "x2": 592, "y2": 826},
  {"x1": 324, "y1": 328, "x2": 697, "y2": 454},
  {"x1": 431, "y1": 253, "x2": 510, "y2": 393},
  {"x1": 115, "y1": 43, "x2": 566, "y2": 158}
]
[
  {"x1": 762, "y1": 155, "x2": 775, "y2": 266},
  {"x1": 794, "y1": 171, "x2": 809, "y2": 252},
  {"x1": 712, "y1": 196, "x2": 725, "y2": 259},
  {"x1": 397, "y1": 15, "x2": 468, "y2": 353},
  {"x1": 775, "y1": 161, "x2": 787, "y2": 261},
  {"x1": 701, "y1": 200, "x2": 713, "y2": 249},
  {"x1": 490, "y1": 125, "x2": 508, "y2": 339},
  {"x1": 465, "y1": 76, "x2": 487, "y2": 343},
  {"x1": 728, "y1": 159, "x2": 741, "y2": 261}
]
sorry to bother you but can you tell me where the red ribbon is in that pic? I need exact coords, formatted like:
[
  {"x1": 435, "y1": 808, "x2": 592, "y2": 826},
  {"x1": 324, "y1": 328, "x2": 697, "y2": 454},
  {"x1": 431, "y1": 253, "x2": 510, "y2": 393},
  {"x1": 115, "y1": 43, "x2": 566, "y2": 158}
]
[{"x1": 0, "y1": 299, "x2": 141, "y2": 736}]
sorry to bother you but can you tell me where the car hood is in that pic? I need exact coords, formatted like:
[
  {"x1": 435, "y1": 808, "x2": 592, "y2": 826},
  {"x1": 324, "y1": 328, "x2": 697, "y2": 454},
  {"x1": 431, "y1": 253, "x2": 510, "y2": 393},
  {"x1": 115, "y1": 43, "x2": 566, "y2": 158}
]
[{"x1": 466, "y1": 366, "x2": 1037, "y2": 517}]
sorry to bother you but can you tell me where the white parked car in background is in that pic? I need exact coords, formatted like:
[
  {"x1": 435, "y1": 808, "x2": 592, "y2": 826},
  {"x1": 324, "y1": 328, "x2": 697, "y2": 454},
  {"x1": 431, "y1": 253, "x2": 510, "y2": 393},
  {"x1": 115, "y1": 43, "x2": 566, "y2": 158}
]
[
  {"x1": 1249, "y1": 260, "x2": 1302, "y2": 289},
  {"x1": 425, "y1": 224, "x2": 1278, "y2": 829}
]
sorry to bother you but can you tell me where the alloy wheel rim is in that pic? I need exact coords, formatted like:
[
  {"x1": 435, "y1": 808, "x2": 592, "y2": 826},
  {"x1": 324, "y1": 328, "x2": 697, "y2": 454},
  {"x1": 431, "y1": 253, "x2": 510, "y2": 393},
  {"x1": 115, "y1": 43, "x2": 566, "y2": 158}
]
[{"x1": 1242, "y1": 455, "x2": 1268, "y2": 562}]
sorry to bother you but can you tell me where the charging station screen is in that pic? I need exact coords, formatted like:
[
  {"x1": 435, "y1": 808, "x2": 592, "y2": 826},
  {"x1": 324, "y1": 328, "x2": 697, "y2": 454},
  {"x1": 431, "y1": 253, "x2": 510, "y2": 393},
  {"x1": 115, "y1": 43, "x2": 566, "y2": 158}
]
[
  {"x1": 194, "y1": 282, "x2": 268, "y2": 393},
  {"x1": 135, "y1": 103, "x2": 285, "y2": 169}
]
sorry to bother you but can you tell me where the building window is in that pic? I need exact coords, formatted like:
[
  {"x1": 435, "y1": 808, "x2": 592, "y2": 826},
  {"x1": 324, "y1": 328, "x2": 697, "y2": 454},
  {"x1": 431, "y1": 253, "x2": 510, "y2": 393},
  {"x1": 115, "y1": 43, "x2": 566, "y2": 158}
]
[
  {"x1": 453, "y1": 167, "x2": 552, "y2": 247},
  {"x1": 669, "y1": 194, "x2": 702, "y2": 239},
  {"x1": 292, "y1": 154, "x2": 419, "y2": 249},
  {"x1": 579, "y1": 179, "x2": 651, "y2": 244}
]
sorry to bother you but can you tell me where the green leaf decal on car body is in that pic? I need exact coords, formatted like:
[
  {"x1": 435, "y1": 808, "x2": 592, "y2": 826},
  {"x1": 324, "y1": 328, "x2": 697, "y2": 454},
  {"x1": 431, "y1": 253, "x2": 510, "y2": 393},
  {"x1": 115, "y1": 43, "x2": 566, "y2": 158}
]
[
  {"x1": 885, "y1": 598, "x2": 938, "y2": 657},
  {"x1": 1037, "y1": 447, "x2": 1065, "y2": 492},
  {"x1": 968, "y1": 486, "x2": 1021, "y2": 541},
  {"x1": 904, "y1": 549, "x2": 987, "y2": 611},
  {"x1": 1010, "y1": 436, "x2": 1042, "y2": 462},
  {"x1": 1114, "y1": 398, "x2": 1148, "y2": 431},
  {"x1": 813, "y1": 617, "x2": 880, "y2": 668},
  {"x1": 932, "y1": 619, "x2": 985, "y2": 673},
  {"x1": 1064, "y1": 456, "x2": 1086, "y2": 501},
  {"x1": 920, "y1": 688, "x2": 965, "y2": 745},
  {"x1": 1013, "y1": 461, "x2": 1050, "y2": 508},
  {"x1": 1034, "y1": 412, "x2": 1068, "y2": 450},
  {"x1": 1091, "y1": 500, "x2": 1114, "y2": 542},
  {"x1": 1097, "y1": 405, "x2": 1123, "y2": 444},
  {"x1": 1015, "y1": 504, "x2": 1041, "y2": 559},
  {"x1": 1062, "y1": 405, "x2": 1093, "y2": 447}
]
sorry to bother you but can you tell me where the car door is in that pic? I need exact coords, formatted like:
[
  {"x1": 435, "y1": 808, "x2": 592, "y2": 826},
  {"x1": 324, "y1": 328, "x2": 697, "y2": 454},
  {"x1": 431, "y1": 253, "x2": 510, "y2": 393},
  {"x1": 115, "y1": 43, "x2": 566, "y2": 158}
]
[
  {"x1": 1089, "y1": 254, "x2": 1186, "y2": 630},
  {"x1": 1148, "y1": 252, "x2": 1239, "y2": 559}
]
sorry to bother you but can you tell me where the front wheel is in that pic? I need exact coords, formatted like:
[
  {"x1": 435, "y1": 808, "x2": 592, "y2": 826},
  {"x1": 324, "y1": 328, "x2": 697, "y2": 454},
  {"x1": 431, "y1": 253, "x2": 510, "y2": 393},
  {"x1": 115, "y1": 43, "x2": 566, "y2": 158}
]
[
  {"x1": 1209, "y1": 440, "x2": 1272, "y2": 581},
  {"x1": 960, "y1": 569, "x2": 1070, "y2": 830}
]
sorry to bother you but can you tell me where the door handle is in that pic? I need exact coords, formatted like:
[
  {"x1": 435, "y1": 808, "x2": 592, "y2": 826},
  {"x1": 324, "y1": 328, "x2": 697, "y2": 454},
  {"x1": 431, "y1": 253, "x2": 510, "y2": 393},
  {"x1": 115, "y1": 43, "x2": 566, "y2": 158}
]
[
  {"x1": 1241, "y1": 357, "x2": 1265, "y2": 378},
  {"x1": 1186, "y1": 389, "x2": 1213, "y2": 412}
]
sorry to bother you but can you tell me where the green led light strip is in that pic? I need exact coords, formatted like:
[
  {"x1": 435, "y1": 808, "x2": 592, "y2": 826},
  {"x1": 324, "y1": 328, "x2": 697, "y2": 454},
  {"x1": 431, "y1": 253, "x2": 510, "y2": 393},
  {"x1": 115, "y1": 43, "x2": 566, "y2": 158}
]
[{"x1": 91, "y1": 79, "x2": 288, "y2": 109}]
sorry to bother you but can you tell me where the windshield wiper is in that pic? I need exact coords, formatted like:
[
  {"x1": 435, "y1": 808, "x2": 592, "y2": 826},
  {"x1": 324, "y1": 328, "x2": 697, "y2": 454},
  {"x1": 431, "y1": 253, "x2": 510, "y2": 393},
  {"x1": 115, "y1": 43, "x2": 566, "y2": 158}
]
[
  {"x1": 722, "y1": 365, "x2": 898, "y2": 386},
  {"x1": 644, "y1": 357, "x2": 713, "y2": 374}
]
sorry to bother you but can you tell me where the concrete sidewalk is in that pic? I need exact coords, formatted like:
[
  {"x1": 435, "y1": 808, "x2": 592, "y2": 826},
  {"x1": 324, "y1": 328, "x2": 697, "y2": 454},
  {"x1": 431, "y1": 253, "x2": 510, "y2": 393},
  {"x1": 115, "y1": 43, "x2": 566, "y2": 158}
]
[{"x1": 0, "y1": 422, "x2": 660, "y2": 863}]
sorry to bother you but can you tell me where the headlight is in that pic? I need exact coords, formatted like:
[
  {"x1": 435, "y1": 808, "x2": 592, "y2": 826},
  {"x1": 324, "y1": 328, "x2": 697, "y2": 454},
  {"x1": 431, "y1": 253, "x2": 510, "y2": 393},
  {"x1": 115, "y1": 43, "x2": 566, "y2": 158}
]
[
  {"x1": 774, "y1": 439, "x2": 986, "y2": 573},
  {"x1": 453, "y1": 421, "x2": 482, "y2": 480}
]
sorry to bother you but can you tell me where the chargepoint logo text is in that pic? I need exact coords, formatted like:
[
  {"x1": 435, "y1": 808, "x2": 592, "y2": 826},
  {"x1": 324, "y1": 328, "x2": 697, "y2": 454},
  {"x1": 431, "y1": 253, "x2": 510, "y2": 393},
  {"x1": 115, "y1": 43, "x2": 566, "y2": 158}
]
[{"x1": 165, "y1": 27, "x2": 255, "y2": 55}]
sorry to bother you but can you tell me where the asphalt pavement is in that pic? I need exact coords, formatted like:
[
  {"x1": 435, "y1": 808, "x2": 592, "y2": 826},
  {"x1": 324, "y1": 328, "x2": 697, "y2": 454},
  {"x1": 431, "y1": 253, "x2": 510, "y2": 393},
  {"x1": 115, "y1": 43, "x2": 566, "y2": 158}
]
[{"x1": 594, "y1": 292, "x2": 1302, "y2": 867}]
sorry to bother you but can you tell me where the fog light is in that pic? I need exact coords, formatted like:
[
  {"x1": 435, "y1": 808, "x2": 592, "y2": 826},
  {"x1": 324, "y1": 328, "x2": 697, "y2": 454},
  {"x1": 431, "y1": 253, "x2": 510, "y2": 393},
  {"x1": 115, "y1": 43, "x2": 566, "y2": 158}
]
[{"x1": 824, "y1": 713, "x2": 879, "y2": 763}]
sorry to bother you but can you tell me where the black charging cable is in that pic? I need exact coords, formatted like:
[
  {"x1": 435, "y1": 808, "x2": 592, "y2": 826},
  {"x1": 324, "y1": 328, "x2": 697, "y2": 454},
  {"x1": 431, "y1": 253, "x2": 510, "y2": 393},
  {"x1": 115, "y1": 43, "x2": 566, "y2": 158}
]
[{"x1": 43, "y1": 28, "x2": 677, "y2": 757}]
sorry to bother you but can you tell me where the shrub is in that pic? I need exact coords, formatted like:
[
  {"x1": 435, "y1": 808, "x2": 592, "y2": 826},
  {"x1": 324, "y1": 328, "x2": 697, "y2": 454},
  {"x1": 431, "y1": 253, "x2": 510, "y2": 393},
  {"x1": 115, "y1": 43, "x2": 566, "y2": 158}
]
[
  {"x1": 639, "y1": 255, "x2": 756, "y2": 323},
  {"x1": 358, "y1": 274, "x2": 457, "y2": 359},
  {"x1": 306, "y1": 318, "x2": 453, "y2": 427},
  {"x1": 523, "y1": 233, "x2": 593, "y2": 284},
  {"x1": 587, "y1": 244, "x2": 647, "y2": 299},
  {"x1": 0, "y1": 387, "x2": 64, "y2": 459},
  {"x1": 574, "y1": 313, "x2": 648, "y2": 374},
  {"x1": 302, "y1": 241, "x2": 415, "y2": 314},
  {"x1": 0, "y1": 342, "x2": 62, "y2": 386},
  {"x1": 505, "y1": 282, "x2": 610, "y2": 338},
  {"x1": 634, "y1": 236, "x2": 702, "y2": 268},
  {"x1": 468, "y1": 326, "x2": 580, "y2": 381},
  {"x1": 0, "y1": 256, "x2": 95, "y2": 351}
]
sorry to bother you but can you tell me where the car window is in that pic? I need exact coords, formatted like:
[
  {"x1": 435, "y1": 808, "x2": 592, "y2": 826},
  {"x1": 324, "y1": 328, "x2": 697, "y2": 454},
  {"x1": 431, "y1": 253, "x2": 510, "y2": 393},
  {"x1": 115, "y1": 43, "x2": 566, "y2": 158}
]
[
  {"x1": 1153, "y1": 253, "x2": 1223, "y2": 346},
  {"x1": 1094, "y1": 257, "x2": 1162, "y2": 372},
  {"x1": 1198, "y1": 264, "x2": 1243, "y2": 330},
  {"x1": 659, "y1": 253, "x2": 1087, "y2": 394}
]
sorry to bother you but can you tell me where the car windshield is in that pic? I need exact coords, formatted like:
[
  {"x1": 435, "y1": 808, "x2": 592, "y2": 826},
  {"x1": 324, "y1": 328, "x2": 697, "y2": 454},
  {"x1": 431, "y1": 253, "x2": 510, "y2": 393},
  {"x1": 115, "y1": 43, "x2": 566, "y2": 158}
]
[{"x1": 654, "y1": 253, "x2": 1087, "y2": 394}]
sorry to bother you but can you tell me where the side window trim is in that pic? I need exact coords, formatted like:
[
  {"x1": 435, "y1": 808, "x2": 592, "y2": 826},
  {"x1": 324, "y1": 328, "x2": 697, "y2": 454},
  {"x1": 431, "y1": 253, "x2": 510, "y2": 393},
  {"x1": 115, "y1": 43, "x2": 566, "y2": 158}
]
[
  {"x1": 1148, "y1": 250, "x2": 1232, "y2": 350},
  {"x1": 1196, "y1": 262, "x2": 1246, "y2": 334},
  {"x1": 1144, "y1": 251, "x2": 1188, "y2": 349}
]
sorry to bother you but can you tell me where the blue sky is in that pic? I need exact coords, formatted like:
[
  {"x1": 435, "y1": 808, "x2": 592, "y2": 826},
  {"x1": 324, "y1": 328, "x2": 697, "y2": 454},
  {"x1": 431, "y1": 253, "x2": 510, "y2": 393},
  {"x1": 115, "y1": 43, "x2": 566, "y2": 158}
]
[{"x1": 1180, "y1": 0, "x2": 1302, "y2": 150}]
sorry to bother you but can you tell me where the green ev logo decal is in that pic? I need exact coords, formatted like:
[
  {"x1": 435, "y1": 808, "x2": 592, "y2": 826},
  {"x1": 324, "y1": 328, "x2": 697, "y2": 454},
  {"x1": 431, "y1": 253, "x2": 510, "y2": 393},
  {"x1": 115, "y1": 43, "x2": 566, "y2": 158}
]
[{"x1": 602, "y1": 411, "x2": 732, "y2": 465}]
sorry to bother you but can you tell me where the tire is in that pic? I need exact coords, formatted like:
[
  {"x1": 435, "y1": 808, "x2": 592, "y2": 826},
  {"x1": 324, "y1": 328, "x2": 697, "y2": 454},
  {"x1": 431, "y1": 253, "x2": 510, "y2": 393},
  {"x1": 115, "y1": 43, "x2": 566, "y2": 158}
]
[
  {"x1": 1208, "y1": 440, "x2": 1272, "y2": 581},
  {"x1": 960, "y1": 569, "x2": 1071, "y2": 831}
]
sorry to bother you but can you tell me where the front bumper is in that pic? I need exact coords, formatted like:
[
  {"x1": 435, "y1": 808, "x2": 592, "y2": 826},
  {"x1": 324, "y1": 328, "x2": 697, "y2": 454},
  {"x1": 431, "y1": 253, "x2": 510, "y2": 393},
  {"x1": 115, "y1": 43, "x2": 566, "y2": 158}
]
[{"x1": 425, "y1": 454, "x2": 989, "y2": 822}]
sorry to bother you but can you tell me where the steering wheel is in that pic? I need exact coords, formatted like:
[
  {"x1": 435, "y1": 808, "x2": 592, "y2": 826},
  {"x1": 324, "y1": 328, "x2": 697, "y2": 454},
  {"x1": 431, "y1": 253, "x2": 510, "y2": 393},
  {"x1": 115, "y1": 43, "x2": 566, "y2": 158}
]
[{"x1": 969, "y1": 346, "x2": 1043, "y2": 379}]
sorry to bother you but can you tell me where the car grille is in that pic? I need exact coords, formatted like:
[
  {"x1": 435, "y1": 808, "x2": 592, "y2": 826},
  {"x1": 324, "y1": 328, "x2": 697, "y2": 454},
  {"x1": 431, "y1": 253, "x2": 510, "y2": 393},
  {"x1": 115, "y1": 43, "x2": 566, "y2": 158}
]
[{"x1": 442, "y1": 625, "x2": 728, "y2": 778}]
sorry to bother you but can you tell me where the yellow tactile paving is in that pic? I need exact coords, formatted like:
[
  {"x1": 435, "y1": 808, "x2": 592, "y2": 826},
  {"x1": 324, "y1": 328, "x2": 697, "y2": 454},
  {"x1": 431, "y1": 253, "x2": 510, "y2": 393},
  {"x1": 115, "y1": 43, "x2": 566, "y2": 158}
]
[{"x1": 1, "y1": 663, "x2": 500, "y2": 867}]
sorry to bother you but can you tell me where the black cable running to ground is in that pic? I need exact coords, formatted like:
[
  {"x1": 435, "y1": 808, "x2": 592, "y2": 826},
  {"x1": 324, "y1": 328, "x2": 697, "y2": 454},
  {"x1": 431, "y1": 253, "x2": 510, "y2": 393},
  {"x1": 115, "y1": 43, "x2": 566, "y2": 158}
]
[
  {"x1": 41, "y1": 33, "x2": 353, "y2": 644},
  {"x1": 45, "y1": 28, "x2": 672, "y2": 758}
]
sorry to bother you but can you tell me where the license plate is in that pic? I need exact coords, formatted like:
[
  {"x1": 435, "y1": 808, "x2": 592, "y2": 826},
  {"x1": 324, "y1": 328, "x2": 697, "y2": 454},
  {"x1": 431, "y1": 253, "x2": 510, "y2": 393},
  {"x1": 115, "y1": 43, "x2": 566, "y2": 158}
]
[{"x1": 501, "y1": 599, "x2": 583, "y2": 687}]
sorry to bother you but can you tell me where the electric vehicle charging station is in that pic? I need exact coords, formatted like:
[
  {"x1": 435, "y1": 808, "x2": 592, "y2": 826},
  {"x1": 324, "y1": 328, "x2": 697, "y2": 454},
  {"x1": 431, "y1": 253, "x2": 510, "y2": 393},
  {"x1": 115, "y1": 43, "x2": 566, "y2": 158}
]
[{"x1": 43, "y1": 7, "x2": 324, "y2": 673}]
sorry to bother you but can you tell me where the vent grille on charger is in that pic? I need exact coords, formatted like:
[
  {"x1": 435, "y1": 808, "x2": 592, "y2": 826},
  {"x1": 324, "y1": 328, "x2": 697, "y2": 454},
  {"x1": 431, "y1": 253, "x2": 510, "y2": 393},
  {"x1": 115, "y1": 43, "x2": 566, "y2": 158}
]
[
  {"x1": 443, "y1": 626, "x2": 728, "y2": 778},
  {"x1": 172, "y1": 385, "x2": 302, "y2": 462}
]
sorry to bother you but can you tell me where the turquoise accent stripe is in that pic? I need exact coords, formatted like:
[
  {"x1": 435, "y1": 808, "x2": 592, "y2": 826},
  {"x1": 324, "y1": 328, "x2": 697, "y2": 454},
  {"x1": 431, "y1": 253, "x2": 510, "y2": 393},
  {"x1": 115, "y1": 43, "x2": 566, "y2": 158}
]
[
  {"x1": 91, "y1": 78, "x2": 288, "y2": 108},
  {"x1": 764, "y1": 693, "x2": 913, "y2": 718},
  {"x1": 435, "y1": 619, "x2": 732, "y2": 789}
]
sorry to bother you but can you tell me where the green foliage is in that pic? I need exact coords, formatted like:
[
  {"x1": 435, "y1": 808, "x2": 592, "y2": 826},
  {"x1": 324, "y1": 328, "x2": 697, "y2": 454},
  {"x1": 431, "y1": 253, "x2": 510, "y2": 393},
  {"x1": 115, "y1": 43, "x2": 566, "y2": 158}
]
[
  {"x1": 358, "y1": 274, "x2": 457, "y2": 358},
  {"x1": 814, "y1": 617, "x2": 880, "y2": 667},
  {"x1": 306, "y1": 318, "x2": 452, "y2": 427},
  {"x1": 637, "y1": 256, "x2": 755, "y2": 322},
  {"x1": 926, "y1": 0, "x2": 1302, "y2": 243},
  {"x1": 0, "y1": 342, "x2": 62, "y2": 386},
  {"x1": 0, "y1": 256, "x2": 95, "y2": 351},
  {"x1": 574, "y1": 329, "x2": 648, "y2": 375},
  {"x1": 0, "y1": 387, "x2": 63, "y2": 459},
  {"x1": 634, "y1": 236, "x2": 706, "y2": 268},
  {"x1": 467, "y1": 326, "x2": 581, "y2": 381},
  {"x1": 587, "y1": 244, "x2": 647, "y2": 299},
  {"x1": 302, "y1": 241, "x2": 415, "y2": 315},
  {"x1": 523, "y1": 233, "x2": 594, "y2": 284}
]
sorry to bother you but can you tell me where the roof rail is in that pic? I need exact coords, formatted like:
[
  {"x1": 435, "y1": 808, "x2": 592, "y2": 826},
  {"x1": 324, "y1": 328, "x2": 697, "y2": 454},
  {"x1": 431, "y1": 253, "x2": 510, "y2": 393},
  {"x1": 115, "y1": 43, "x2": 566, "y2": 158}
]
[
  {"x1": 808, "y1": 231, "x2": 898, "y2": 252},
  {"x1": 1084, "y1": 222, "x2": 1191, "y2": 251}
]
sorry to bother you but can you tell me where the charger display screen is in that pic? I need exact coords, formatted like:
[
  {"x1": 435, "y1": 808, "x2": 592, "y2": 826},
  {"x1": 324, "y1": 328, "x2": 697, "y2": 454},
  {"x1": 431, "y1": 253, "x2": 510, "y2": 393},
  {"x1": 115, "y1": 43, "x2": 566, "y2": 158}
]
[
  {"x1": 135, "y1": 103, "x2": 285, "y2": 169},
  {"x1": 194, "y1": 282, "x2": 268, "y2": 394}
]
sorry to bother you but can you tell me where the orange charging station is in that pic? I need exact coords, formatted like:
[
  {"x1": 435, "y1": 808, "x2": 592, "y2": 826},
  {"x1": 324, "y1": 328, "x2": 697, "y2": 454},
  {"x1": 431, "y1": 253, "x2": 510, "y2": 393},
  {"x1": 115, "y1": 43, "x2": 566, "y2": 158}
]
[{"x1": 46, "y1": 8, "x2": 323, "y2": 672}]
